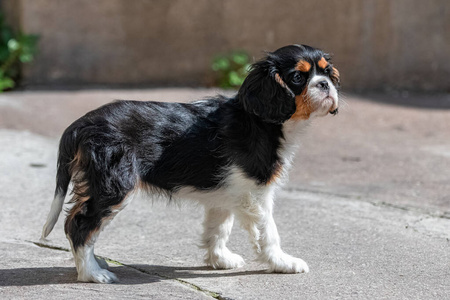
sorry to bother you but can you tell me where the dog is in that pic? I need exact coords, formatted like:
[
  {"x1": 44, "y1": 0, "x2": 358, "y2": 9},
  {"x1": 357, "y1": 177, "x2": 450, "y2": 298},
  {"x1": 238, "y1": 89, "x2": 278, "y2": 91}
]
[{"x1": 41, "y1": 44, "x2": 340, "y2": 283}]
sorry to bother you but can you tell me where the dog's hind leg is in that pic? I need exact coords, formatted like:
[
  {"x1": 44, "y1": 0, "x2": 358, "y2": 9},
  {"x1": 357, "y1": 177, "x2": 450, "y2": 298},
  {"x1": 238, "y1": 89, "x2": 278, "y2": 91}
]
[
  {"x1": 65, "y1": 188, "x2": 135, "y2": 283},
  {"x1": 201, "y1": 207, "x2": 245, "y2": 269},
  {"x1": 64, "y1": 166, "x2": 136, "y2": 283},
  {"x1": 65, "y1": 202, "x2": 114, "y2": 283}
]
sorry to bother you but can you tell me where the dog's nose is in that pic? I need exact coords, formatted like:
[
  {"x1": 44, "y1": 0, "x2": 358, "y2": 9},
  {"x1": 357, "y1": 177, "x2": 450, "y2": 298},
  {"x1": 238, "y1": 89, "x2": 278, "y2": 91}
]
[{"x1": 316, "y1": 80, "x2": 329, "y2": 91}]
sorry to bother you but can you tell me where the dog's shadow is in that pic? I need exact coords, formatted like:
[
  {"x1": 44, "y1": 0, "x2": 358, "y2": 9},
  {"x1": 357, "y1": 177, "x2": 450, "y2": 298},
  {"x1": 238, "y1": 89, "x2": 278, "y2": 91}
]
[{"x1": 0, "y1": 265, "x2": 266, "y2": 286}]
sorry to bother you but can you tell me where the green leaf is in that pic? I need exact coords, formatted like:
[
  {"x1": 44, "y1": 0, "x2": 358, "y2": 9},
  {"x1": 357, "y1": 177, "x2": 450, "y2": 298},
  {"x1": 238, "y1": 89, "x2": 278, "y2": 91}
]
[
  {"x1": 232, "y1": 52, "x2": 249, "y2": 65},
  {"x1": 228, "y1": 71, "x2": 244, "y2": 86},
  {"x1": 19, "y1": 53, "x2": 33, "y2": 63},
  {"x1": 0, "y1": 74, "x2": 15, "y2": 91},
  {"x1": 212, "y1": 57, "x2": 230, "y2": 71},
  {"x1": 0, "y1": 14, "x2": 39, "y2": 91},
  {"x1": 211, "y1": 50, "x2": 250, "y2": 89},
  {"x1": 7, "y1": 38, "x2": 20, "y2": 51}
]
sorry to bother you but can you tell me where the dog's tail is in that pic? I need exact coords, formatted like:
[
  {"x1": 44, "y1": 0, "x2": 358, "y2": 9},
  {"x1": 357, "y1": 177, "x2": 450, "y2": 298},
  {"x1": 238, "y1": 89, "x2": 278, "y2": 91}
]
[{"x1": 41, "y1": 129, "x2": 77, "y2": 240}]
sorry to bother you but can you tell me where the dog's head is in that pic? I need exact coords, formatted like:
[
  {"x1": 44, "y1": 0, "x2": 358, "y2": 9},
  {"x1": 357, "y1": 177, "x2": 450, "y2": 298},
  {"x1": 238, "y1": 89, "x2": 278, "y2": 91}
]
[{"x1": 238, "y1": 44, "x2": 340, "y2": 124}]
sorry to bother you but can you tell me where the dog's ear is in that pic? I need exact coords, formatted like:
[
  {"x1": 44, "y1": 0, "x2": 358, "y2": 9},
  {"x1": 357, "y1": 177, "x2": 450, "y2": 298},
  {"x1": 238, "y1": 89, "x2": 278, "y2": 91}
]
[
  {"x1": 330, "y1": 67, "x2": 341, "y2": 89},
  {"x1": 324, "y1": 53, "x2": 341, "y2": 89},
  {"x1": 238, "y1": 58, "x2": 296, "y2": 124}
]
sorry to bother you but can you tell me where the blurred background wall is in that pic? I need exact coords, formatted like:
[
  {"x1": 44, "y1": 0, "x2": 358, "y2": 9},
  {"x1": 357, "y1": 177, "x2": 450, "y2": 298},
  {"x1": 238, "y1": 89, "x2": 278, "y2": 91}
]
[{"x1": 2, "y1": 0, "x2": 449, "y2": 92}]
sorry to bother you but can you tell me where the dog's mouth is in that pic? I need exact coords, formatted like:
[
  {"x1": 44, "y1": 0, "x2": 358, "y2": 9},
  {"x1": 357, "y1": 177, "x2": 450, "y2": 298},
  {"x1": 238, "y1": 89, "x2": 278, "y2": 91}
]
[
  {"x1": 329, "y1": 107, "x2": 339, "y2": 115},
  {"x1": 323, "y1": 96, "x2": 338, "y2": 115}
]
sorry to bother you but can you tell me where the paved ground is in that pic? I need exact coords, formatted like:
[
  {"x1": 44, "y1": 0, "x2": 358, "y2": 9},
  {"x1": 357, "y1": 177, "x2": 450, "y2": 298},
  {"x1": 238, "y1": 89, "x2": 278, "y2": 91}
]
[{"x1": 0, "y1": 89, "x2": 449, "y2": 299}]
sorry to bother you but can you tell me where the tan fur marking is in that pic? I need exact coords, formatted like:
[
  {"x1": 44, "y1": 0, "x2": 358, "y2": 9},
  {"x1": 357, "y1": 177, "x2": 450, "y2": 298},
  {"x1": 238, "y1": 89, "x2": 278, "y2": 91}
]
[
  {"x1": 318, "y1": 57, "x2": 328, "y2": 69},
  {"x1": 267, "y1": 162, "x2": 283, "y2": 185},
  {"x1": 65, "y1": 180, "x2": 90, "y2": 234},
  {"x1": 65, "y1": 148, "x2": 90, "y2": 236},
  {"x1": 66, "y1": 148, "x2": 88, "y2": 228},
  {"x1": 295, "y1": 60, "x2": 311, "y2": 72},
  {"x1": 275, "y1": 73, "x2": 288, "y2": 88},
  {"x1": 110, "y1": 186, "x2": 136, "y2": 213},
  {"x1": 290, "y1": 89, "x2": 314, "y2": 120},
  {"x1": 69, "y1": 148, "x2": 83, "y2": 174},
  {"x1": 331, "y1": 67, "x2": 340, "y2": 84},
  {"x1": 85, "y1": 185, "x2": 138, "y2": 243}
]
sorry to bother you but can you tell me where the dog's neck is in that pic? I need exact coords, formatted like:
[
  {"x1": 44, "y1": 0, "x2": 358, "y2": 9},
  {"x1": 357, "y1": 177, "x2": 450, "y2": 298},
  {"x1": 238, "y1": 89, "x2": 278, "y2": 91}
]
[
  {"x1": 278, "y1": 119, "x2": 311, "y2": 172},
  {"x1": 282, "y1": 119, "x2": 311, "y2": 144}
]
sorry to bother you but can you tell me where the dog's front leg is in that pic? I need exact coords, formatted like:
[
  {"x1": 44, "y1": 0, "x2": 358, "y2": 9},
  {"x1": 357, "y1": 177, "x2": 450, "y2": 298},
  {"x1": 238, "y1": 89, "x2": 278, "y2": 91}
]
[
  {"x1": 237, "y1": 189, "x2": 309, "y2": 273},
  {"x1": 201, "y1": 207, "x2": 245, "y2": 269}
]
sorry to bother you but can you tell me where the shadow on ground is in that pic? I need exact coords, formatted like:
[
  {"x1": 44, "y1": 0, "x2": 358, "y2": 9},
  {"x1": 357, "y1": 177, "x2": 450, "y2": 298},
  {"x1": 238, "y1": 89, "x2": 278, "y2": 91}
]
[{"x1": 0, "y1": 265, "x2": 267, "y2": 286}]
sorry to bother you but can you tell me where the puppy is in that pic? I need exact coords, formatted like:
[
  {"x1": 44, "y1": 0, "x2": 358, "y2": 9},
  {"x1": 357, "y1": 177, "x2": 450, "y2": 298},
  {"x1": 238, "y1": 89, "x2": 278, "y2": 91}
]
[{"x1": 41, "y1": 44, "x2": 340, "y2": 283}]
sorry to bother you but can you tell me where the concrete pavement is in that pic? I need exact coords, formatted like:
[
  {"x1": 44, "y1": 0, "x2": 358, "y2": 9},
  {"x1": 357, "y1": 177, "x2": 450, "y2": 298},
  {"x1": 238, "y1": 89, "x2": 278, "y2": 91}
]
[{"x1": 0, "y1": 89, "x2": 449, "y2": 299}]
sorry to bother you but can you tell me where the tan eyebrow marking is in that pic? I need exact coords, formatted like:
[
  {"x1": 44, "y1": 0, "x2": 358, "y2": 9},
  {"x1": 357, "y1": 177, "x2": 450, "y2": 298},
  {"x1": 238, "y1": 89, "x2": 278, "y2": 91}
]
[
  {"x1": 295, "y1": 60, "x2": 311, "y2": 72},
  {"x1": 318, "y1": 57, "x2": 328, "y2": 69}
]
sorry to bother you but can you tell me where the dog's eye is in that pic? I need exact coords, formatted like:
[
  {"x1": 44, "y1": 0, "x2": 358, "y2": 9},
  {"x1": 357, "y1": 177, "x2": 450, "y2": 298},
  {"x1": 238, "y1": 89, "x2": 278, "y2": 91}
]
[
  {"x1": 324, "y1": 66, "x2": 332, "y2": 75},
  {"x1": 291, "y1": 72, "x2": 304, "y2": 85}
]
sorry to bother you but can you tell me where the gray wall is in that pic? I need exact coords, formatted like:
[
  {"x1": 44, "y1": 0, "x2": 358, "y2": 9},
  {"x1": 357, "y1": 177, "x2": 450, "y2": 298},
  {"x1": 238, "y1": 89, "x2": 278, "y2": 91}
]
[{"x1": 3, "y1": 0, "x2": 450, "y2": 92}]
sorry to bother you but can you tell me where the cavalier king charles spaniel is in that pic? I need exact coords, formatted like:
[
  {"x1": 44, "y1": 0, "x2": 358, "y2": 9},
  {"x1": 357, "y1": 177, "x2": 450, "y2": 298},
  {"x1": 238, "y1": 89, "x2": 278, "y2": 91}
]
[{"x1": 41, "y1": 44, "x2": 340, "y2": 283}]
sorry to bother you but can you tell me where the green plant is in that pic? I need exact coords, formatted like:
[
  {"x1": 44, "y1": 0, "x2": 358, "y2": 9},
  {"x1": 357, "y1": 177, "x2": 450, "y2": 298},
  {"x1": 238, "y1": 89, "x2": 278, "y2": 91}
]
[
  {"x1": 211, "y1": 50, "x2": 251, "y2": 89},
  {"x1": 0, "y1": 14, "x2": 38, "y2": 92}
]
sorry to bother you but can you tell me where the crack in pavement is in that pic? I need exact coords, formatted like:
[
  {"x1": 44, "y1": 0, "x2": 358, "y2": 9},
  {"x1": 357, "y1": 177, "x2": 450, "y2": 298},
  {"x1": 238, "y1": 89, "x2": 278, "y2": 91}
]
[{"x1": 28, "y1": 240, "x2": 229, "y2": 300}]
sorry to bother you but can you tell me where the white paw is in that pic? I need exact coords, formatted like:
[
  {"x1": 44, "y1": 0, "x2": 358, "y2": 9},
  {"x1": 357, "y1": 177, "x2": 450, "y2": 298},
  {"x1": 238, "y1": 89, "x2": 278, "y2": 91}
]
[
  {"x1": 268, "y1": 253, "x2": 309, "y2": 274},
  {"x1": 95, "y1": 256, "x2": 109, "y2": 269},
  {"x1": 78, "y1": 269, "x2": 118, "y2": 284},
  {"x1": 206, "y1": 248, "x2": 245, "y2": 269}
]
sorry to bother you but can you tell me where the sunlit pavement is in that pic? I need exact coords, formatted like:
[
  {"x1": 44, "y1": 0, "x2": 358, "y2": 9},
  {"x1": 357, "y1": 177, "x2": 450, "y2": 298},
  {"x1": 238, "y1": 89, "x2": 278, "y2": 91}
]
[{"x1": 0, "y1": 89, "x2": 449, "y2": 299}]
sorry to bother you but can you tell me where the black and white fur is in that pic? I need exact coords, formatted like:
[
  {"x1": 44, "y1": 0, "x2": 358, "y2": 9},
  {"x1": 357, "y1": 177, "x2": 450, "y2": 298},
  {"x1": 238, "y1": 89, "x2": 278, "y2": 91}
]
[{"x1": 41, "y1": 44, "x2": 340, "y2": 283}]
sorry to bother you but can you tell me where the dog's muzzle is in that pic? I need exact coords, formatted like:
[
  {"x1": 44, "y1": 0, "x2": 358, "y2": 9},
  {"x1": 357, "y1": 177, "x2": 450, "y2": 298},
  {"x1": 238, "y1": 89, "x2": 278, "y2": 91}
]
[{"x1": 329, "y1": 107, "x2": 339, "y2": 115}]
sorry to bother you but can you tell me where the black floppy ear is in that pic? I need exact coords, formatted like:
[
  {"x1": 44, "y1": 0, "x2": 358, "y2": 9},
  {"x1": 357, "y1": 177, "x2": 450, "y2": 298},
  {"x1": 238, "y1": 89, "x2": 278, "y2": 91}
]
[{"x1": 238, "y1": 58, "x2": 296, "y2": 124}]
